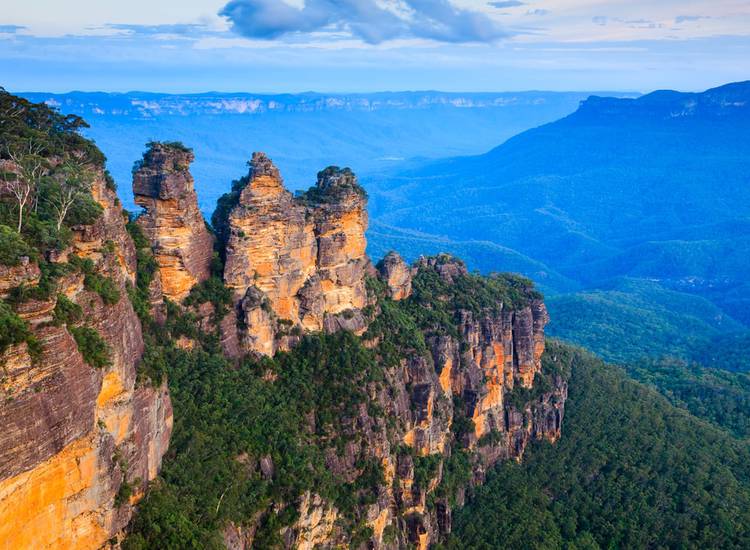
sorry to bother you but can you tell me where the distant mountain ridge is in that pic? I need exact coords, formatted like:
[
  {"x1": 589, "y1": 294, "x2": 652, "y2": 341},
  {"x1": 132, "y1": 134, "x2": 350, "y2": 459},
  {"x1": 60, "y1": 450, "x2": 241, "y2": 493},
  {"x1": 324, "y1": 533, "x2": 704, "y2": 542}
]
[
  {"x1": 366, "y1": 80, "x2": 750, "y2": 359},
  {"x1": 575, "y1": 80, "x2": 750, "y2": 121},
  {"x1": 22, "y1": 90, "x2": 636, "y2": 118},
  {"x1": 18, "y1": 89, "x2": 632, "y2": 214}
]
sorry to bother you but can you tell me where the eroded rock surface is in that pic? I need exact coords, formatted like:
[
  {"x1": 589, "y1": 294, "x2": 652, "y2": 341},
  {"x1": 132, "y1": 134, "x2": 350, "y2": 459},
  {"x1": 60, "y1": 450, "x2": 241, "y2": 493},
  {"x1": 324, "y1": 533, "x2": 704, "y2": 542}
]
[
  {"x1": 0, "y1": 171, "x2": 172, "y2": 550},
  {"x1": 133, "y1": 142, "x2": 214, "y2": 302},
  {"x1": 222, "y1": 153, "x2": 370, "y2": 356},
  {"x1": 378, "y1": 251, "x2": 413, "y2": 301}
]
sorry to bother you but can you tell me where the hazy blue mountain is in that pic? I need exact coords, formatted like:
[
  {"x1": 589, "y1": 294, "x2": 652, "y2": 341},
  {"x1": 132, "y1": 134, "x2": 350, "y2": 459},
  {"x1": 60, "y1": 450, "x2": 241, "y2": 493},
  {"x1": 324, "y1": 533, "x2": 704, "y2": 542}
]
[
  {"x1": 366, "y1": 81, "x2": 750, "y2": 361},
  {"x1": 19, "y1": 90, "x2": 627, "y2": 213}
]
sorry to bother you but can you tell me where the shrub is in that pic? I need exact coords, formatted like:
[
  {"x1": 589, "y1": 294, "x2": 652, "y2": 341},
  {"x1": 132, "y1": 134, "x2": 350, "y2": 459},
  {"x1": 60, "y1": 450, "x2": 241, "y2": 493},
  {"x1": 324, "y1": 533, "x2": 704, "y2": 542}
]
[
  {"x1": 184, "y1": 276, "x2": 232, "y2": 320},
  {"x1": 0, "y1": 225, "x2": 33, "y2": 266},
  {"x1": 70, "y1": 326, "x2": 111, "y2": 368},
  {"x1": 53, "y1": 294, "x2": 83, "y2": 326},
  {"x1": 115, "y1": 480, "x2": 133, "y2": 508},
  {"x1": 70, "y1": 256, "x2": 121, "y2": 305},
  {"x1": 85, "y1": 272, "x2": 121, "y2": 305},
  {"x1": 0, "y1": 301, "x2": 35, "y2": 357},
  {"x1": 104, "y1": 170, "x2": 117, "y2": 191}
]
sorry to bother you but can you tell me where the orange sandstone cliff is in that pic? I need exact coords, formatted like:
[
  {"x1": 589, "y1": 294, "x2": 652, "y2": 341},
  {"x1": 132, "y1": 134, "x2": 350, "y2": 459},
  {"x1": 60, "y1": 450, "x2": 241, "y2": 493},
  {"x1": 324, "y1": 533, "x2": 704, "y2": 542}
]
[
  {"x1": 0, "y1": 171, "x2": 172, "y2": 549},
  {"x1": 220, "y1": 153, "x2": 370, "y2": 356},
  {"x1": 132, "y1": 142, "x2": 214, "y2": 303}
]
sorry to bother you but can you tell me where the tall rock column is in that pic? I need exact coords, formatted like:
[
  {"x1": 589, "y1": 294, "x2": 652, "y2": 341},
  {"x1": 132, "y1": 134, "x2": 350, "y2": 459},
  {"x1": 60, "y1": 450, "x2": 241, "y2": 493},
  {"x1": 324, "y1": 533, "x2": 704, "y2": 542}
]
[
  {"x1": 224, "y1": 152, "x2": 317, "y2": 324},
  {"x1": 220, "y1": 153, "x2": 371, "y2": 356},
  {"x1": 133, "y1": 142, "x2": 214, "y2": 302},
  {"x1": 308, "y1": 167, "x2": 369, "y2": 332}
]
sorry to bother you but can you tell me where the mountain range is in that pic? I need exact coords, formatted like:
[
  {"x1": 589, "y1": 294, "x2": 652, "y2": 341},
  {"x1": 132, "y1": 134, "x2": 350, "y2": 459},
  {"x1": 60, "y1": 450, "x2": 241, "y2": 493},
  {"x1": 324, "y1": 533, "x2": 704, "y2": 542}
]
[
  {"x1": 365, "y1": 81, "x2": 750, "y2": 361},
  {"x1": 19, "y1": 90, "x2": 634, "y2": 213}
]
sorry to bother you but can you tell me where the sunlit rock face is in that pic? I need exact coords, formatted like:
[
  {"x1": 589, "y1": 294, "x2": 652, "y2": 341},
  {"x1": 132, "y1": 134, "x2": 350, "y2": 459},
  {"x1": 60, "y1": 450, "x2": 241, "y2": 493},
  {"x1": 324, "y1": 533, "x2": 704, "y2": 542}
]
[
  {"x1": 0, "y1": 172, "x2": 172, "y2": 550},
  {"x1": 222, "y1": 153, "x2": 370, "y2": 356},
  {"x1": 376, "y1": 258, "x2": 563, "y2": 549},
  {"x1": 132, "y1": 142, "x2": 214, "y2": 303}
]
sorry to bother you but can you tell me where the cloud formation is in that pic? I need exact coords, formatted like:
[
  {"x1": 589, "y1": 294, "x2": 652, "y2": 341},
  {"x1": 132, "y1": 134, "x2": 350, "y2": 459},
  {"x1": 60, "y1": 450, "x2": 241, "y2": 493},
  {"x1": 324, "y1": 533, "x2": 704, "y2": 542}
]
[
  {"x1": 220, "y1": 0, "x2": 509, "y2": 44},
  {"x1": 108, "y1": 24, "x2": 212, "y2": 36},
  {"x1": 675, "y1": 15, "x2": 710, "y2": 24},
  {"x1": 592, "y1": 16, "x2": 662, "y2": 29}
]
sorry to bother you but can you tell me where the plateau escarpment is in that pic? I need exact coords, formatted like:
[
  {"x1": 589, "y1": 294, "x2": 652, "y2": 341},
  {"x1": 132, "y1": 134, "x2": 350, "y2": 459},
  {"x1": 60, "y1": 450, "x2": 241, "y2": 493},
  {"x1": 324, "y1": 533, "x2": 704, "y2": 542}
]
[{"x1": 0, "y1": 91, "x2": 172, "y2": 549}]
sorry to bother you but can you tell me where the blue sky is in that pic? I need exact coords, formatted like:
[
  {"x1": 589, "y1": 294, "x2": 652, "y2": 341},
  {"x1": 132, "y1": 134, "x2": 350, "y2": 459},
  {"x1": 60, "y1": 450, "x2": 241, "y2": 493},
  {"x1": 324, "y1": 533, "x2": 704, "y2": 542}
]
[{"x1": 2, "y1": 0, "x2": 749, "y2": 93}]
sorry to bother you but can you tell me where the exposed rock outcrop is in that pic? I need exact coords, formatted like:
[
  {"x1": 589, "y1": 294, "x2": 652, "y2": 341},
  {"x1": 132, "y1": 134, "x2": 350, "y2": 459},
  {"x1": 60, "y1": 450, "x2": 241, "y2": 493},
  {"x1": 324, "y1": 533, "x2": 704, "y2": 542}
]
[
  {"x1": 218, "y1": 256, "x2": 565, "y2": 550},
  {"x1": 360, "y1": 257, "x2": 564, "y2": 548},
  {"x1": 0, "y1": 257, "x2": 40, "y2": 298},
  {"x1": 133, "y1": 142, "x2": 214, "y2": 303},
  {"x1": 378, "y1": 251, "x2": 413, "y2": 301},
  {"x1": 0, "y1": 170, "x2": 172, "y2": 550},
  {"x1": 222, "y1": 153, "x2": 370, "y2": 356}
]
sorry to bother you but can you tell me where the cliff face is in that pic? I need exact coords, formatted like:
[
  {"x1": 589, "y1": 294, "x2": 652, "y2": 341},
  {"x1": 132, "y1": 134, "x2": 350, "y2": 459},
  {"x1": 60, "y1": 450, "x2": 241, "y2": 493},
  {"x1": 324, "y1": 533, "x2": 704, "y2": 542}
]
[
  {"x1": 0, "y1": 171, "x2": 172, "y2": 549},
  {"x1": 347, "y1": 256, "x2": 565, "y2": 549},
  {"x1": 132, "y1": 143, "x2": 214, "y2": 302},
  {"x1": 220, "y1": 254, "x2": 566, "y2": 550},
  {"x1": 222, "y1": 153, "x2": 369, "y2": 356}
]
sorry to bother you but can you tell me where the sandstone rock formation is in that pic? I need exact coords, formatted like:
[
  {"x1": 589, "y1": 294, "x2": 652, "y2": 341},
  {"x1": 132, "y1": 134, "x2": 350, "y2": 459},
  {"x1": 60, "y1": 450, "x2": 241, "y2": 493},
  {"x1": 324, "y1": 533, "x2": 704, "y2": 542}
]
[
  {"x1": 360, "y1": 256, "x2": 564, "y2": 547},
  {"x1": 222, "y1": 153, "x2": 370, "y2": 355},
  {"x1": 133, "y1": 142, "x2": 214, "y2": 302},
  {"x1": 213, "y1": 256, "x2": 566, "y2": 550},
  {"x1": 378, "y1": 251, "x2": 413, "y2": 301},
  {"x1": 0, "y1": 170, "x2": 172, "y2": 550}
]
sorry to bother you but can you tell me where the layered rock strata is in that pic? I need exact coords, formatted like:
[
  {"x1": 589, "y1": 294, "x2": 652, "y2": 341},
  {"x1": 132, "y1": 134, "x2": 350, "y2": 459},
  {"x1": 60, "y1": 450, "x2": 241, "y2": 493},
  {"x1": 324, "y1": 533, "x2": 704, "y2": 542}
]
[
  {"x1": 222, "y1": 153, "x2": 370, "y2": 356},
  {"x1": 0, "y1": 170, "x2": 172, "y2": 550},
  {"x1": 132, "y1": 142, "x2": 214, "y2": 303}
]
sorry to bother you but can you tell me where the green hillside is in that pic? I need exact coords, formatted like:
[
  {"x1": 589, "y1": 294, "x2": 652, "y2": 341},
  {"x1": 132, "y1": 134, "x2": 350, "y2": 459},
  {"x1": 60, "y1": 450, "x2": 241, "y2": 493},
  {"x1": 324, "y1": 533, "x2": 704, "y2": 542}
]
[
  {"x1": 546, "y1": 278, "x2": 745, "y2": 365},
  {"x1": 444, "y1": 342, "x2": 750, "y2": 549}
]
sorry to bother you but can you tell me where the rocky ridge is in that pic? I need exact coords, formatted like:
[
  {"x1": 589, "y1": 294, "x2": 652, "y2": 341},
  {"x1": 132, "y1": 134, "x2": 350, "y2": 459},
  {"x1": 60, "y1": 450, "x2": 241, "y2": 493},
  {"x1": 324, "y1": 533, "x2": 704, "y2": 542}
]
[
  {"x1": 123, "y1": 147, "x2": 568, "y2": 549},
  {"x1": 123, "y1": 149, "x2": 567, "y2": 549},
  {"x1": 282, "y1": 255, "x2": 566, "y2": 549}
]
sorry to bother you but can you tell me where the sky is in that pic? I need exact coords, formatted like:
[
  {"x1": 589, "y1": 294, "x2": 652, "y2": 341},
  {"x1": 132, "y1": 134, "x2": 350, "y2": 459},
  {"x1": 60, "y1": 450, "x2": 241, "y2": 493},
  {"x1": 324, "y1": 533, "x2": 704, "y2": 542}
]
[{"x1": 1, "y1": 0, "x2": 749, "y2": 93}]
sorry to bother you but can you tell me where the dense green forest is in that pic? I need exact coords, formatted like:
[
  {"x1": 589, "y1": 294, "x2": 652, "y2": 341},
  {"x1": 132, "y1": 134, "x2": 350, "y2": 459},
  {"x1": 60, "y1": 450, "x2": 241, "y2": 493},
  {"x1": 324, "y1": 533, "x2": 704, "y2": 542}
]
[
  {"x1": 444, "y1": 342, "x2": 750, "y2": 549},
  {"x1": 546, "y1": 278, "x2": 745, "y2": 365},
  {"x1": 623, "y1": 358, "x2": 750, "y2": 440}
]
